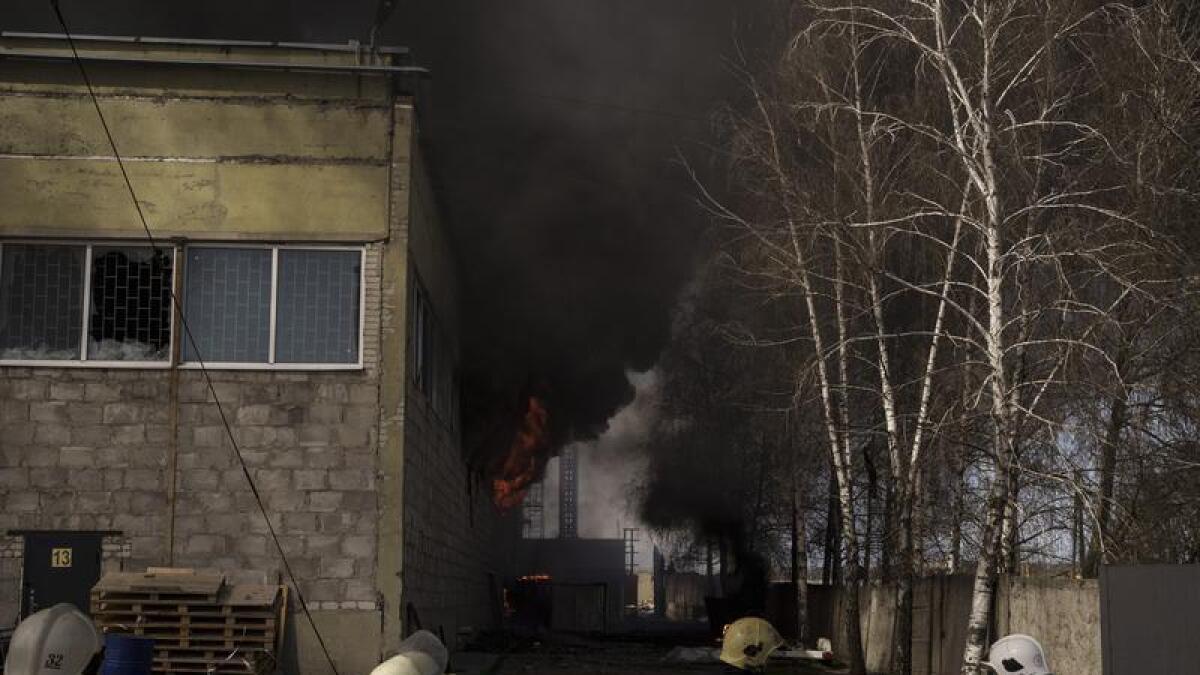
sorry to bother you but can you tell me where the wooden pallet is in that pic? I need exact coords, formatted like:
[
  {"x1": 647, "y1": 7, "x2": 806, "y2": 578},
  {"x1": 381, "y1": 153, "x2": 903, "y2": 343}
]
[
  {"x1": 92, "y1": 602, "x2": 278, "y2": 620},
  {"x1": 90, "y1": 614, "x2": 277, "y2": 629},
  {"x1": 104, "y1": 626, "x2": 275, "y2": 650},
  {"x1": 94, "y1": 570, "x2": 224, "y2": 596},
  {"x1": 98, "y1": 619, "x2": 276, "y2": 633},
  {"x1": 90, "y1": 571, "x2": 286, "y2": 675},
  {"x1": 152, "y1": 650, "x2": 276, "y2": 675}
]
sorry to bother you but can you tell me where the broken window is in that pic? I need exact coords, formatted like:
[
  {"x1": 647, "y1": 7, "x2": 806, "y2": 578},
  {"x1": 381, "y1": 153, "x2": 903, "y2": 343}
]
[
  {"x1": 0, "y1": 242, "x2": 173, "y2": 363},
  {"x1": 0, "y1": 241, "x2": 364, "y2": 368},
  {"x1": 182, "y1": 245, "x2": 363, "y2": 366},
  {"x1": 88, "y1": 247, "x2": 173, "y2": 361}
]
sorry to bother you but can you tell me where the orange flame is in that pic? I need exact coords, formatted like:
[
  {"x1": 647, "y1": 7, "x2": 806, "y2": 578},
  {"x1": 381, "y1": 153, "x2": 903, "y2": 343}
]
[{"x1": 492, "y1": 395, "x2": 549, "y2": 510}]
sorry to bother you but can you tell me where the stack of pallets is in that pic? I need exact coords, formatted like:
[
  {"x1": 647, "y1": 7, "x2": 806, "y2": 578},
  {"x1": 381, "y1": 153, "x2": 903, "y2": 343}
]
[{"x1": 90, "y1": 570, "x2": 287, "y2": 675}]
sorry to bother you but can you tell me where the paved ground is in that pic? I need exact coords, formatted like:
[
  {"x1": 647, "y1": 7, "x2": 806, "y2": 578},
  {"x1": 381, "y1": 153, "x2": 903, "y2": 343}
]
[{"x1": 456, "y1": 633, "x2": 849, "y2": 675}]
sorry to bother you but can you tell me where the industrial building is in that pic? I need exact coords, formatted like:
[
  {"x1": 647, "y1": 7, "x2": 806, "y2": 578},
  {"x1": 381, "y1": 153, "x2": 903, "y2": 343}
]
[{"x1": 0, "y1": 32, "x2": 514, "y2": 673}]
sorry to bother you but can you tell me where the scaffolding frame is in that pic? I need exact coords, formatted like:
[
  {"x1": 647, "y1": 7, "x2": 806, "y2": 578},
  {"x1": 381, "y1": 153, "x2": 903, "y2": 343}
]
[
  {"x1": 522, "y1": 480, "x2": 544, "y2": 539},
  {"x1": 559, "y1": 446, "x2": 578, "y2": 538},
  {"x1": 622, "y1": 527, "x2": 639, "y2": 574}
]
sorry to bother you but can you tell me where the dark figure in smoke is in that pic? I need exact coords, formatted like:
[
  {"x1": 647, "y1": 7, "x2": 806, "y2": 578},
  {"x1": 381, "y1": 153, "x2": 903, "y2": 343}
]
[
  {"x1": 704, "y1": 524, "x2": 769, "y2": 632},
  {"x1": 722, "y1": 547, "x2": 768, "y2": 619}
]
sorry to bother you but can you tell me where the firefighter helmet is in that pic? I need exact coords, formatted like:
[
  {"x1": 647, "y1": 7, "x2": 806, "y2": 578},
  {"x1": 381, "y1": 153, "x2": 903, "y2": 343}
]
[
  {"x1": 4, "y1": 603, "x2": 104, "y2": 675},
  {"x1": 719, "y1": 617, "x2": 784, "y2": 671},
  {"x1": 981, "y1": 634, "x2": 1052, "y2": 675}
]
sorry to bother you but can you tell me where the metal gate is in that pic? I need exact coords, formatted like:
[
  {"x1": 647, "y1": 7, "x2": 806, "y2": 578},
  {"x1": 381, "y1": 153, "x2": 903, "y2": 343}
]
[
  {"x1": 550, "y1": 582, "x2": 608, "y2": 633},
  {"x1": 1100, "y1": 564, "x2": 1200, "y2": 675},
  {"x1": 18, "y1": 531, "x2": 104, "y2": 617}
]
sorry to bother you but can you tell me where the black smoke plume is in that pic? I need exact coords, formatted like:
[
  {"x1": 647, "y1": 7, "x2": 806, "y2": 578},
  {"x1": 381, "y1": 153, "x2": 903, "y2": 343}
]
[{"x1": 3, "y1": 0, "x2": 755, "y2": 469}]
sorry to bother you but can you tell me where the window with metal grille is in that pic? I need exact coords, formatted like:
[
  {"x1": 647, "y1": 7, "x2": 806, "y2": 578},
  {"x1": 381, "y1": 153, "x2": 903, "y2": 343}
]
[
  {"x1": 276, "y1": 250, "x2": 360, "y2": 364},
  {"x1": 0, "y1": 244, "x2": 85, "y2": 360},
  {"x1": 88, "y1": 247, "x2": 173, "y2": 361},
  {"x1": 182, "y1": 247, "x2": 272, "y2": 363},
  {"x1": 0, "y1": 242, "x2": 173, "y2": 364},
  {"x1": 181, "y1": 245, "x2": 363, "y2": 367}
]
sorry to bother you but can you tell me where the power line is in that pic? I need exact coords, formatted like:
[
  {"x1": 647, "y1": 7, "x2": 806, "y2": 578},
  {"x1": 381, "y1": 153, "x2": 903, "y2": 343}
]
[{"x1": 47, "y1": 2, "x2": 340, "y2": 673}]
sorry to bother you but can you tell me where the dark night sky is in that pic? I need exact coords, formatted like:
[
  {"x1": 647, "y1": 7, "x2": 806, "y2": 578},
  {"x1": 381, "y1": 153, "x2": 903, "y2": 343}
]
[{"x1": 0, "y1": 0, "x2": 752, "y2": 442}]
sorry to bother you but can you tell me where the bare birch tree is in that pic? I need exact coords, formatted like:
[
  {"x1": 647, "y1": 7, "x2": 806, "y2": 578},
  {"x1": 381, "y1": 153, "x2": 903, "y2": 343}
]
[{"x1": 696, "y1": 1, "x2": 1200, "y2": 674}]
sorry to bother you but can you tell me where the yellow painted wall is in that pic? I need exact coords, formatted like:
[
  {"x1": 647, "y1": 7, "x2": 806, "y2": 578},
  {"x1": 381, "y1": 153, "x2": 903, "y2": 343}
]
[
  {"x1": 407, "y1": 139, "x2": 461, "y2": 339},
  {"x1": 0, "y1": 95, "x2": 392, "y2": 160},
  {"x1": 0, "y1": 159, "x2": 387, "y2": 240},
  {"x1": 0, "y1": 36, "x2": 401, "y2": 241}
]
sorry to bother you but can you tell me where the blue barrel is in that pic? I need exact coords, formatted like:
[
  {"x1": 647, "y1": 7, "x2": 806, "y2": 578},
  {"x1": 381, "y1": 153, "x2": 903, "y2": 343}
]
[{"x1": 99, "y1": 634, "x2": 156, "y2": 675}]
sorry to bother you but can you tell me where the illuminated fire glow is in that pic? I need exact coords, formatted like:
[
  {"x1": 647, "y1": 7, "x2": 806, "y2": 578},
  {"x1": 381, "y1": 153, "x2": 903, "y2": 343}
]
[
  {"x1": 491, "y1": 395, "x2": 550, "y2": 510},
  {"x1": 518, "y1": 574, "x2": 552, "y2": 582}
]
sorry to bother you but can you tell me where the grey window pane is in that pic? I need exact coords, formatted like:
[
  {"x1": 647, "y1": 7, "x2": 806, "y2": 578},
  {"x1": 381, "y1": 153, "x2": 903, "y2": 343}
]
[
  {"x1": 412, "y1": 286, "x2": 433, "y2": 390},
  {"x1": 183, "y1": 247, "x2": 271, "y2": 363},
  {"x1": 275, "y1": 250, "x2": 360, "y2": 364},
  {"x1": 0, "y1": 244, "x2": 85, "y2": 360},
  {"x1": 87, "y1": 247, "x2": 173, "y2": 361}
]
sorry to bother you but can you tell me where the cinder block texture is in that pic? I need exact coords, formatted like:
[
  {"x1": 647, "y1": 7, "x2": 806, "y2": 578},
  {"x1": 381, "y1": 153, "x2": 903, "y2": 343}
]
[{"x1": 0, "y1": 247, "x2": 386, "y2": 622}]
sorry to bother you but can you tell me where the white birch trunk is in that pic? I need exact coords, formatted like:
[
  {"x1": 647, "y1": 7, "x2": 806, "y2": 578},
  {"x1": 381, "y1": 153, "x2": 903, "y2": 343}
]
[{"x1": 750, "y1": 76, "x2": 869, "y2": 674}]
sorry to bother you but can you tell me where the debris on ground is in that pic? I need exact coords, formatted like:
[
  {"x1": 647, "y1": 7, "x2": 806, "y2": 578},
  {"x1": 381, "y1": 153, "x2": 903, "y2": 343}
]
[
  {"x1": 460, "y1": 632, "x2": 849, "y2": 675},
  {"x1": 663, "y1": 646, "x2": 720, "y2": 663}
]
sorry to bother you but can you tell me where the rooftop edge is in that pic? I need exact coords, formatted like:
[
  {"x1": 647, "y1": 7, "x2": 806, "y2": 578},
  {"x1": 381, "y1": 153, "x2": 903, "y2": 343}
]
[{"x1": 1, "y1": 32, "x2": 410, "y2": 55}]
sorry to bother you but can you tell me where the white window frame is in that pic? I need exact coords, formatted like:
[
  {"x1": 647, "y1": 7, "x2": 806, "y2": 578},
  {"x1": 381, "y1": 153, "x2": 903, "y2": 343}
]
[
  {"x1": 178, "y1": 243, "x2": 366, "y2": 371},
  {"x1": 0, "y1": 239, "x2": 178, "y2": 369}
]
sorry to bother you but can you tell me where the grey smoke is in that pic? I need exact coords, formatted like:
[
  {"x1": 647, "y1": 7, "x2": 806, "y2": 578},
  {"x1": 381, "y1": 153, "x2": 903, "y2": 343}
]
[{"x1": 533, "y1": 369, "x2": 658, "y2": 570}]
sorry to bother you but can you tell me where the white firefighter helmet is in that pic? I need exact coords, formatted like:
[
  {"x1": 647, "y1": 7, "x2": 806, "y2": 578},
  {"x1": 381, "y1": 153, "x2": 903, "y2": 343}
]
[
  {"x1": 719, "y1": 617, "x2": 784, "y2": 670},
  {"x1": 4, "y1": 603, "x2": 104, "y2": 675},
  {"x1": 981, "y1": 634, "x2": 1052, "y2": 675},
  {"x1": 368, "y1": 630, "x2": 448, "y2": 675}
]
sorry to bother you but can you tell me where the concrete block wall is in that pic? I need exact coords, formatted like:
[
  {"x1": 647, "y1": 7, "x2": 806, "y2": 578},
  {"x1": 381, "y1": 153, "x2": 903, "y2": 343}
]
[
  {"x1": 0, "y1": 537, "x2": 22, "y2": 626},
  {"x1": 401, "y1": 385, "x2": 510, "y2": 643},
  {"x1": 171, "y1": 368, "x2": 381, "y2": 607},
  {"x1": 0, "y1": 244, "x2": 385, "y2": 630},
  {"x1": 0, "y1": 369, "x2": 174, "y2": 573},
  {"x1": 397, "y1": 121, "x2": 516, "y2": 645}
]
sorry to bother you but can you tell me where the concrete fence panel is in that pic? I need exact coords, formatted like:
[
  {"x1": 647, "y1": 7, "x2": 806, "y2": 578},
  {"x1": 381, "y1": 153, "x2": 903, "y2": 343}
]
[
  {"x1": 776, "y1": 575, "x2": 1098, "y2": 675},
  {"x1": 1001, "y1": 577, "x2": 1100, "y2": 675}
]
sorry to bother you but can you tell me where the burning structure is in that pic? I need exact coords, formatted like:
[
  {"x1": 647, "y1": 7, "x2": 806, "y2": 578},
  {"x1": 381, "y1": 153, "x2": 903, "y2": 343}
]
[
  {"x1": 512, "y1": 538, "x2": 628, "y2": 633},
  {"x1": 506, "y1": 440, "x2": 635, "y2": 632},
  {"x1": 490, "y1": 395, "x2": 550, "y2": 511},
  {"x1": 0, "y1": 33, "x2": 518, "y2": 673}
]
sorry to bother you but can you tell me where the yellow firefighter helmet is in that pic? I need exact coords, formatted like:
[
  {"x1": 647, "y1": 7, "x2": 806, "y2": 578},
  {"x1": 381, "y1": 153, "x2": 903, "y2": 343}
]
[{"x1": 719, "y1": 617, "x2": 784, "y2": 670}]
